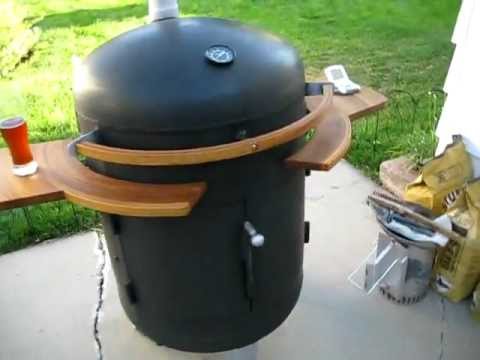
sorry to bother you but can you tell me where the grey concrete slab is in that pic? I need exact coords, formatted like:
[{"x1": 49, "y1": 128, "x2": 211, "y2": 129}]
[
  {"x1": 0, "y1": 161, "x2": 478, "y2": 360},
  {"x1": 0, "y1": 232, "x2": 100, "y2": 360},
  {"x1": 443, "y1": 297, "x2": 480, "y2": 360}
]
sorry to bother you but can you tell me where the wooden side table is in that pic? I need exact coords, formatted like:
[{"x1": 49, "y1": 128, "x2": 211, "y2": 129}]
[
  {"x1": 0, "y1": 143, "x2": 64, "y2": 211},
  {"x1": 0, "y1": 85, "x2": 387, "y2": 212}
]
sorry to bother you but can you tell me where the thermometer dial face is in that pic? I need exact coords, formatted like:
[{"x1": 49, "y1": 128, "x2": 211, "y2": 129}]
[{"x1": 205, "y1": 45, "x2": 235, "y2": 65}]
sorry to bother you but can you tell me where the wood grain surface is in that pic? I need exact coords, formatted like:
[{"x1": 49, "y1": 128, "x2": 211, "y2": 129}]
[
  {"x1": 76, "y1": 85, "x2": 334, "y2": 166},
  {"x1": 0, "y1": 82, "x2": 386, "y2": 211},
  {"x1": 0, "y1": 143, "x2": 64, "y2": 210},
  {"x1": 285, "y1": 108, "x2": 352, "y2": 171},
  {"x1": 306, "y1": 86, "x2": 388, "y2": 121},
  {"x1": 36, "y1": 140, "x2": 207, "y2": 217}
]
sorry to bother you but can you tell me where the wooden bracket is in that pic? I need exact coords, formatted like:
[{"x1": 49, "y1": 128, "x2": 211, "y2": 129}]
[
  {"x1": 37, "y1": 140, "x2": 207, "y2": 217},
  {"x1": 75, "y1": 86, "x2": 334, "y2": 166},
  {"x1": 285, "y1": 109, "x2": 352, "y2": 171}
]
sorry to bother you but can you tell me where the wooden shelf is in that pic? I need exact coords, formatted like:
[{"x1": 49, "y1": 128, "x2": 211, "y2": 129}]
[
  {"x1": 0, "y1": 143, "x2": 65, "y2": 211},
  {"x1": 306, "y1": 86, "x2": 387, "y2": 121},
  {"x1": 0, "y1": 84, "x2": 386, "y2": 211},
  {"x1": 285, "y1": 108, "x2": 351, "y2": 171},
  {"x1": 35, "y1": 140, "x2": 207, "y2": 217}
]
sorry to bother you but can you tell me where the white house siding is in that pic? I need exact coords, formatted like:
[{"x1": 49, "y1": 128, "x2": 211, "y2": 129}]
[{"x1": 436, "y1": 0, "x2": 480, "y2": 175}]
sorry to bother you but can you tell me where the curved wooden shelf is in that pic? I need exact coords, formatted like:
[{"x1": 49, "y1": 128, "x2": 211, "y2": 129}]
[
  {"x1": 76, "y1": 85, "x2": 334, "y2": 166},
  {"x1": 36, "y1": 140, "x2": 207, "y2": 217},
  {"x1": 0, "y1": 81, "x2": 388, "y2": 212},
  {"x1": 285, "y1": 108, "x2": 352, "y2": 171}
]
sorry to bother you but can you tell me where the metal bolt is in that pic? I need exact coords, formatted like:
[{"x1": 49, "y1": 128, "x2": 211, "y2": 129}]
[
  {"x1": 251, "y1": 233, "x2": 265, "y2": 247},
  {"x1": 251, "y1": 143, "x2": 258, "y2": 151},
  {"x1": 244, "y1": 221, "x2": 265, "y2": 247},
  {"x1": 235, "y1": 129, "x2": 248, "y2": 140}
]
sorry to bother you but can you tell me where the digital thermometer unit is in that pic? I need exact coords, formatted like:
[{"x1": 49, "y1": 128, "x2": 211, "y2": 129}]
[{"x1": 324, "y1": 65, "x2": 361, "y2": 95}]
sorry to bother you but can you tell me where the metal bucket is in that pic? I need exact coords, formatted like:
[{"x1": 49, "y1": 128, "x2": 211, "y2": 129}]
[{"x1": 373, "y1": 228, "x2": 436, "y2": 304}]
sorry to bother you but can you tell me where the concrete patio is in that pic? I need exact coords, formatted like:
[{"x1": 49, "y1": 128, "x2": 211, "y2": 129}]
[{"x1": 0, "y1": 161, "x2": 478, "y2": 360}]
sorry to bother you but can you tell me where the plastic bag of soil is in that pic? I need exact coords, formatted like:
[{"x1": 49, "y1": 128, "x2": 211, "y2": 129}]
[
  {"x1": 473, "y1": 282, "x2": 480, "y2": 321},
  {"x1": 405, "y1": 136, "x2": 473, "y2": 215},
  {"x1": 433, "y1": 179, "x2": 480, "y2": 302}
]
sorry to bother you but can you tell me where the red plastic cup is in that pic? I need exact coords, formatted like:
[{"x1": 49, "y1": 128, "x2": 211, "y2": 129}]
[{"x1": 0, "y1": 117, "x2": 38, "y2": 176}]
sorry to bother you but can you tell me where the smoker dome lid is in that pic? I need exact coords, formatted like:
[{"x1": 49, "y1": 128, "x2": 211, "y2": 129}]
[{"x1": 73, "y1": 17, "x2": 305, "y2": 132}]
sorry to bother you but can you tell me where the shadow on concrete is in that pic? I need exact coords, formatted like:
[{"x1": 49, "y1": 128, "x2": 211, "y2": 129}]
[{"x1": 33, "y1": 3, "x2": 146, "y2": 30}]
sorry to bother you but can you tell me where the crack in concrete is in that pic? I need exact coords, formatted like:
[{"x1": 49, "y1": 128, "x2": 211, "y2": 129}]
[
  {"x1": 438, "y1": 297, "x2": 447, "y2": 360},
  {"x1": 93, "y1": 233, "x2": 107, "y2": 360}
]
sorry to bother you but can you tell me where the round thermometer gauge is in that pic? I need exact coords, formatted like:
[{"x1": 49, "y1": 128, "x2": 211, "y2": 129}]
[{"x1": 205, "y1": 45, "x2": 235, "y2": 65}]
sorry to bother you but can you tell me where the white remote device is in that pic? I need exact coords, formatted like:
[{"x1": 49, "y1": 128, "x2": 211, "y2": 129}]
[{"x1": 324, "y1": 65, "x2": 361, "y2": 95}]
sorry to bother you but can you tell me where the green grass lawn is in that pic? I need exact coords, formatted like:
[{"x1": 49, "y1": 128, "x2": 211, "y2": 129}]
[{"x1": 0, "y1": 0, "x2": 459, "y2": 254}]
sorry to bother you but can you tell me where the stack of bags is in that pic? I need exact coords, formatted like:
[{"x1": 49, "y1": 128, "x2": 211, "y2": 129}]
[{"x1": 404, "y1": 136, "x2": 480, "y2": 321}]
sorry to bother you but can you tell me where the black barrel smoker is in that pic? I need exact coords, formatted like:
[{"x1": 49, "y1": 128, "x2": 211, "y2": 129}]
[{"x1": 73, "y1": 3, "x2": 337, "y2": 353}]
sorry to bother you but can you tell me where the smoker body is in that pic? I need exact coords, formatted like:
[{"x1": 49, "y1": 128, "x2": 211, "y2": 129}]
[
  {"x1": 99, "y1": 142, "x2": 306, "y2": 352},
  {"x1": 75, "y1": 16, "x2": 317, "y2": 352}
]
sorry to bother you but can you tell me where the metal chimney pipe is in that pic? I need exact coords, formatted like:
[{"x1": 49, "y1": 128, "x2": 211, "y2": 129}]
[{"x1": 148, "y1": 0, "x2": 179, "y2": 22}]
